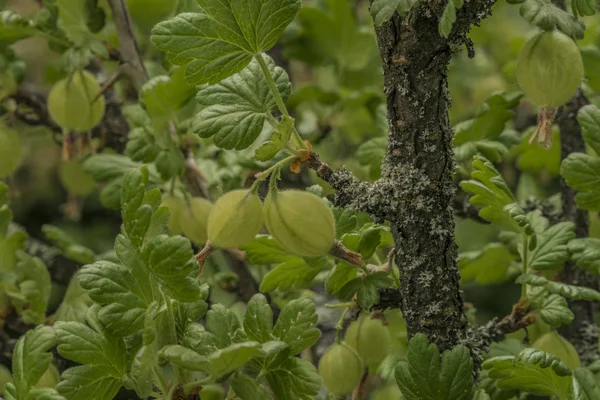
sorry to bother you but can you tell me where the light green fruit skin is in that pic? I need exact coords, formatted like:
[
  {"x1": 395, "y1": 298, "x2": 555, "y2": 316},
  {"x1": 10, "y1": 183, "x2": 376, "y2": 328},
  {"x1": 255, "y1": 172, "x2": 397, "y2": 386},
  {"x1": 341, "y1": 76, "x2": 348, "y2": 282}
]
[
  {"x1": 0, "y1": 126, "x2": 22, "y2": 178},
  {"x1": 161, "y1": 195, "x2": 185, "y2": 234},
  {"x1": 372, "y1": 383, "x2": 404, "y2": 400},
  {"x1": 318, "y1": 342, "x2": 364, "y2": 395},
  {"x1": 180, "y1": 197, "x2": 213, "y2": 245},
  {"x1": 345, "y1": 315, "x2": 391, "y2": 367},
  {"x1": 59, "y1": 161, "x2": 96, "y2": 196},
  {"x1": 126, "y1": 0, "x2": 178, "y2": 30},
  {"x1": 207, "y1": 190, "x2": 263, "y2": 248},
  {"x1": 516, "y1": 30, "x2": 583, "y2": 108},
  {"x1": 264, "y1": 190, "x2": 336, "y2": 257},
  {"x1": 34, "y1": 364, "x2": 60, "y2": 388},
  {"x1": 48, "y1": 71, "x2": 106, "y2": 132},
  {"x1": 199, "y1": 385, "x2": 225, "y2": 400},
  {"x1": 531, "y1": 331, "x2": 581, "y2": 370}
]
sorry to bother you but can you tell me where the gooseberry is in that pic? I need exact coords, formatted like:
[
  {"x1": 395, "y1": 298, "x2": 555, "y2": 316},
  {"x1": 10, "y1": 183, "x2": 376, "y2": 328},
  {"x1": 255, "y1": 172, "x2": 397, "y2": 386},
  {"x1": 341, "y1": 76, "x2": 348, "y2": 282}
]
[
  {"x1": 59, "y1": 161, "x2": 96, "y2": 196},
  {"x1": 180, "y1": 197, "x2": 213, "y2": 245},
  {"x1": 264, "y1": 190, "x2": 336, "y2": 257},
  {"x1": 531, "y1": 331, "x2": 581, "y2": 370},
  {"x1": 207, "y1": 190, "x2": 263, "y2": 248},
  {"x1": 318, "y1": 342, "x2": 364, "y2": 395},
  {"x1": 516, "y1": 30, "x2": 583, "y2": 148},
  {"x1": 345, "y1": 315, "x2": 390, "y2": 367},
  {"x1": 47, "y1": 70, "x2": 106, "y2": 132}
]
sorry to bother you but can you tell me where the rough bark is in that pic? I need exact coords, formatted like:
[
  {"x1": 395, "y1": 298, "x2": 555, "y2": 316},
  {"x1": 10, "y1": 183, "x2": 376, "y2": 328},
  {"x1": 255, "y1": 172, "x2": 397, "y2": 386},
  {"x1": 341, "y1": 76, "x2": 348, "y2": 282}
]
[
  {"x1": 557, "y1": 91, "x2": 600, "y2": 364},
  {"x1": 370, "y1": 11, "x2": 467, "y2": 350}
]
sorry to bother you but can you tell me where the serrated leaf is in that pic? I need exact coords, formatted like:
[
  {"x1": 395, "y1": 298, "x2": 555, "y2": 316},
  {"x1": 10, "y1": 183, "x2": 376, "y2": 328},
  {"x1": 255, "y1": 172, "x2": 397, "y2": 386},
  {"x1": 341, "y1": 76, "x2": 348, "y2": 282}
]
[
  {"x1": 528, "y1": 222, "x2": 575, "y2": 271},
  {"x1": 83, "y1": 154, "x2": 140, "y2": 182},
  {"x1": 151, "y1": 0, "x2": 301, "y2": 85},
  {"x1": 139, "y1": 69, "x2": 195, "y2": 123},
  {"x1": 519, "y1": 273, "x2": 600, "y2": 301},
  {"x1": 265, "y1": 357, "x2": 321, "y2": 400},
  {"x1": 356, "y1": 137, "x2": 386, "y2": 178},
  {"x1": 394, "y1": 334, "x2": 473, "y2": 400},
  {"x1": 561, "y1": 153, "x2": 600, "y2": 211},
  {"x1": 273, "y1": 298, "x2": 319, "y2": 354},
  {"x1": 232, "y1": 374, "x2": 272, "y2": 400},
  {"x1": 573, "y1": 368, "x2": 600, "y2": 399},
  {"x1": 11, "y1": 251, "x2": 51, "y2": 325},
  {"x1": 460, "y1": 156, "x2": 520, "y2": 231},
  {"x1": 260, "y1": 258, "x2": 324, "y2": 292},
  {"x1": 42, "y1": 225, "x2": 95, "y2": 264},
  {"x1": 338, "y1": 271, "x2": 393, "y2": 309},
  {"x1": 572, "y1": 0, "x2": 596, "y2": 17},
  {"x1": 56, "y1": 365, "x2": 122, "y2": 400},
  {"x1": 459, "y1": 243, "x2": 513, "y2": 284},
  {"x1": 56, "y1": 0, "x2": 91, "y2": 46},
  {"x1": 483, "y1": 348, "x2": 572, "y2": 396},
  {"x1": 520, "y1": 0, "x2": 585, "y2": 39},
  {"x1": 578, "y1": 104, "x2": 600, "y2": 155},
  {"x1": 326, "y1": 261, "x2": 358, "y2": 295},
  {"x1": 125, "y1": 128, "x2": 160, "y2": 164},
  {"x1": 539, "y1": 294, "x2": 574, "y2": 327},
  {"x1": 54, "y1": 274, "x2": 92, "y2": 323},
  {"x1": 243, "y1": 294, "x2": 273, "y2": 343},
  {"x1": 472, "y1": 389, "x2": 491, "y2": 400},
  {"x1": 569, "y1": 238, "x2": 600, "y2": 274},
  {"x1": 207, "y1": 303, "x2": 242, "y2": 348},
  {"x1": 0, "y1": 11, "x2": 37, "y2": 47},
  {"x1": 192, "y1": 55, "x2": 291, "y2": 150},
  {"x1": 11, "y1": 326, "x2": 57, "y2": 400}
]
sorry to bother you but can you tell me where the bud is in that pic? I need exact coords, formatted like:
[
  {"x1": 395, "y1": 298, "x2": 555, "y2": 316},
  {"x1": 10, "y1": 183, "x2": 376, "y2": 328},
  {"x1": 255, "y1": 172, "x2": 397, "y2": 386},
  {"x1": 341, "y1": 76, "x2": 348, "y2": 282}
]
[
  {"x1": 47, "y1": 70, "x2": 106, "y2": 132},
  {"x1": 179, "y1": 197, "x2": 213, "y2": 245},
  {"x1": 264, "y1": 190, "x2": 335, "y2": 257},
  {"x1": 207, "y1": 190, "x2": 263, "y2": 248},
  {"x1": 318, "y1": 342, "x2": 364, "y2": 395},
  {"x1": 345, "y1": 315, "x2": 390, "y2": 366}
]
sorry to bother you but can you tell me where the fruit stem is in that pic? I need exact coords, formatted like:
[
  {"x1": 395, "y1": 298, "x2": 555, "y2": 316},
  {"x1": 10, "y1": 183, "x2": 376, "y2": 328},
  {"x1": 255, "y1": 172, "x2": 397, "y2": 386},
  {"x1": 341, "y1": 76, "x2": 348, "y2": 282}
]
[
  {"x1": 529, "y1": 106, "x2": 556, "y2": 148},
  {"x1": 252, "y1": 155, "x2": 297, "y2": 189},
  {"x1": 335, "y1": 307, "x2": 351, "y2": 342},
  {"x1": 194, "y1": 243, "x2": 215, "y2": 275}
]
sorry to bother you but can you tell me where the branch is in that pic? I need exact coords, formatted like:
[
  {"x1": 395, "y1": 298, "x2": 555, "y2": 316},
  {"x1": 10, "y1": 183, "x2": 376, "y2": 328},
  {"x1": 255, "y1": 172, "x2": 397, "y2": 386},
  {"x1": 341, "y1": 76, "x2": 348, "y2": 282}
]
[
  {"x1": 8, "y1": 87, "x2": 61, "y2": 133},
  {"x1": 106, "y1": 0, "x2": 148, "y2": 92}
]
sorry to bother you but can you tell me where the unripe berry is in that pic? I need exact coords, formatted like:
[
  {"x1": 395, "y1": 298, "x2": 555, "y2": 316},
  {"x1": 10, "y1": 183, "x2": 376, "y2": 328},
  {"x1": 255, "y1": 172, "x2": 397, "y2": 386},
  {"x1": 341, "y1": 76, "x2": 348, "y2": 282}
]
[
  {"x1": 318, "y1": 342, "x2": 364, "y2": 395},
  {"x1": 345, "y1": 315, "x2": 390, "y2": 366},
  {"x1": 47, "y1": 71, "x2": 106, "y2": 132},
  {"x1": 0, "y1": 126, "x2": 21, "y2": 178},
  {"x1": 180, "y1": 197, "x2": 212, "y2": 245},
  {"x1": 59, "y1": 161, "x2": 96, "y2": 196},
  {"x1": 516, "y1": 30, "x2": 583, "y2": 108},
  {"x1": 531, "y1": 331, "x2": 581, "y2": 370},
  {"x1": 161, "y1": 195, "x2": 185, "y2": 234},
  {"x1": 207, "y1": 190, "x2": 263, "y2": 248},
  {"x1": 264, "y1": 190, "x2": 335, "y2": 257}
]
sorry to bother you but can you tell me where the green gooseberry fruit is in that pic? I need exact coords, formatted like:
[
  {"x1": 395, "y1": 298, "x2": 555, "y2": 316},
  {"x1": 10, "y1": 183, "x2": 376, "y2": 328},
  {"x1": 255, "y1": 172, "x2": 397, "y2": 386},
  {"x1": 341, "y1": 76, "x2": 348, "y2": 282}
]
[
  {"x1": 199, "y1": 384, "x2": 225, "y2": 400},
  {"x1": 516, "y1": 30, "x2": 583, "y2": 108},
  {"x1": 264, "y1": 190, "x2": 336, "y2": 257},
  {"x1": 345, "y1": 315, "x2": 390, "y2": 367},
  {"x1": 318, "y1": 342, "x2": 364, "y2": 395},
  {"x1": 531, "y1": 331, "x2": 581, "y2": 370},
  {"x1": 161, "y1": 195, "x2": 185, "y2": 234},
  {"x1": 180, "y1": 197, "x2": 213, "y2": 245},
  {"x1": 59, "y1": 161, "x2": 96, "y2": 196},
  {"x1": 372, "y1": 383, "x2": 404, "y2": 400},
  {"x1": 126, "y1": 0, "x2": 178, "y2": 30},
  {"x1": 0, "y1": 126, "x2": 22, "y2": 178},
  {"x1": 207, "y1": 190, "x2": 263, "y2": 248},
  {"x1": 48, "y1": 70, "x2": 106, "y2": 132}
]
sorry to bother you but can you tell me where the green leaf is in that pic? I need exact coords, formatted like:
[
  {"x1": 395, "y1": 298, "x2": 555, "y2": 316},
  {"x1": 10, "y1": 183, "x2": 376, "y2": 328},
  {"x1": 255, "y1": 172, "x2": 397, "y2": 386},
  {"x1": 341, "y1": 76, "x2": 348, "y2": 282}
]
[
  {"x1": 538, "y1": 293, "x2": 574, "y2": 327},
  {"x1": 160, "y1": 345, "x2": 209, "y2": 370},
  {"x1": 518, "y1": 128, "x2": 561, "y2": 176},
  {"x1": 370, "y1": 0, "x2": 401, "y2": 26},
  {"x1": 139, "y1": 69, "x2": 195, "y2": 124},
  {"x1": 394, "y1": 334, "x2": 473, "y2": 400},
  {"x1": 55, "y1": 366, "x2": 123, "y2": 400},
  {"x1": 192, "y1": 54, "x2": 291, "y2": 150},
  {"x1": 472, "y1": 389, "x2": 491, "y2": 400},
  {"x1": 0, "y1": 11, "x2": 37, "y2": 47},
  {"x1": 338, "y1": 271, "x2": 393, "y2": 309},
  {"x1": 356, "y1": 137, "x2": 386, "y2": 178},
  {"x1": 12, "y1": 251, "x2": 51, "y2": 325},
  {"x1": 54, "y1": 274, "x2": 92, "y2": 323},
  {"x1": 573, "y1": 368, "x2": 600, "y2": 399},
  {"x1": 561, "y1": 153, "x2": 600, "y2": 211},
  {"x1": 459, "y1": 243, "x2": 513, "y2": 284},
  {"x1": 273, "y1": 298, "x2": 320, "y2": 355},
  {"x1": 243, "y1": 294, "x2": 273, "y2": 343},
  {"x1": 520, "y1": 0, "x2": 585, "y2": 39},
  {"x1": 265, "y1": 357, "x2": 321, "y2": 400},
  {"x1": 151, "y1": 0, "x2": 301, "y2": 85},
  {"x1": 572, "y1": 0, "x2": 596, "y2": 17},
  {"x1": 483, "y1": 348, "x2": 572, "y2": 397},
  {"x1": 129, "y1": 343, "x2": 157, "y2": 399},
  {"x1": 232, "y1": 374, "x2": 272, "y2": 400},
  {"x1": 56, "y1": 0, "x2": 91, "y2": 46},
  {"x1": 83, "y1": 154, "x2": 140, "y2": 182},
  {"x1": 326, "y1": 261, "x2": 358, "y2": 295},
  {"x1": 438, "y1": 0, "x2": 463, "y2": 38},
  {"x1": 569, "y1": 238, "x2": 600, "y2": 274},
  {"x1": 260, "y1": 258, "x2": 324, "y2": 292},
  {"x1": 42, "y1": 225, "x2": 95, "y2": 264},
  {"x1": 125, "y1": 128, "x2": 160, "y2": 164},
  {"x1": 518, "y1": 274, "x2": 600, "y2": 301},
  {"x1": 207, "y1": 303, "x2": 242, "y2": 348},
  {"x1": 460, "y1": 156, "x2": 520, "y2": 231},
  {"x1": 528, "y1": 222, "x2": 575, "y2": 271},
  {"x1": 11, "y1": 326, "x2": 57, "y2": 400},
  {"x1": 578, "y1": 104, "x2": 600, "y2": 155}
]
